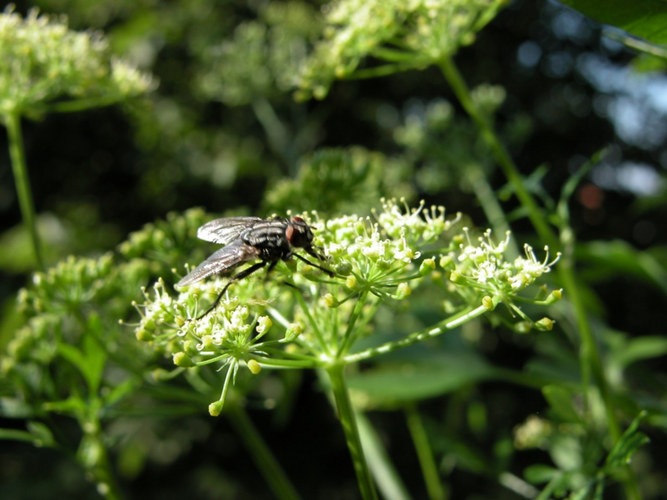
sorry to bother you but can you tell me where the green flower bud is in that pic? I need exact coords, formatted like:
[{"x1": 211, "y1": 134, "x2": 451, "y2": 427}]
[
  {"x1": 323, "y1": 293, "x2": 337, "y2": 308},
  {"x1": 285, "y1": 323, "x2": 303, "y2": 341},
  {"x1": 209, "y1": 400, "x2": 224, "y2": 417},
  {"x1": 247, "y1": 359, "x2": 262, "y2": 374},
  {"x1": 545, "y1": 289, "x2": 563, "y2": 304},
  {"x1": 335, "y1": 261, "x2": 353, "y2": 276},
  {"x1": 419, "y1": 258, "x2": 436, "y2": 276},
  {"x1": 535, "y1": 317, "x2": 555, "y2": 331},
  {"x1": 482, "y1": 296, "x2": 495, "y2": 310},
  {"x1": 256, "y1": 316, "x2": 272, "y2": 335},
  {"x1": 394, "y1": 282, "x2": 412, "y2": 299},
  {"x1": 135, "y1": 327, "x2": 152, "y2": 342},
  {"x1": 173, "y1": 352, "x2": 195, "y2": 367},
  {"x1": 514, "y1": 321, "x2": 532, "y2": 334}
]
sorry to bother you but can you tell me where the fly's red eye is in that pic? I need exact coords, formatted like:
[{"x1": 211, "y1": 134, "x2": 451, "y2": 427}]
[
  {"x1": 285, "y1": 223, "x2": 295, "y2": 243},
  {"x1": 292, "y1": 216, "x2": 304, "y2": 223}
]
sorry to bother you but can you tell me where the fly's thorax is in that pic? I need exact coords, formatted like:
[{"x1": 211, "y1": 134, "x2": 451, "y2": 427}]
[{"x1": 241, "y1": 219, "x2": 291, "y2": 250}]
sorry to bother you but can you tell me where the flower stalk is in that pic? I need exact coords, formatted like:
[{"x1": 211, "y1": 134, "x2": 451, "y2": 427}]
[{"x1": 5, "y1": 111, "x2": 43, "y2": 269}]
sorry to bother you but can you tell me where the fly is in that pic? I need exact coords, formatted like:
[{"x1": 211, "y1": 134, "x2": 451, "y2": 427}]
[{"x1": 177, "y1": 216, "x2": 334, "y2": 319}]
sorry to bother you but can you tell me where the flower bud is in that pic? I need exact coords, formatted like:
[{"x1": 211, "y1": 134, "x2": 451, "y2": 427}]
[
  {"x1": 135, "y1": 327, "x2": 152, "y2": 342},
  {"x1": 151, "y1": 368, "x2": 173, "y2": 381},
  {"x1": 335, "y1": 261, "x2": 353, "y2": 276},
  {"x1": 545, "y1": 289, "x2": 563, "y2": 304},
  {"x1": 323, "y1": 293, "x2": 337, "y2": 308},
  {"x1": 209, "y1": 400, "x2": 224, "y2": 417},
  {"x1": 535, "y1": 317, "x2": 555, "y2": 331},
  {"x1": 449, "y1": 270, "x2": 462, "y2": 283},
  {"x1": 172, "y1": 352, "x2": 195, "y2": 367},
  {"x1": 514, "y1": 321, "x2": 532, "y2": 334},
  {"x1": 419, "y1": 258, "x2": 436, "y2": 276},
  {"x1": 285, "y1": 323, "x2": 303, "y2": 341},
  {"x1": 394, "y1": 282, "x2": 412, "y2": 299},
  {"x1": 247, "y1": 359, "x2": 262, "y2": 374},
  {"x1": 256, "y1": 316, "x2": 272, "y2": 335}
]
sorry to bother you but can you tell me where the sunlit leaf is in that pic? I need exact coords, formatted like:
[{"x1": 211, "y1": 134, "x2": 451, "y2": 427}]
[{"x1": 559, "y1": 0, "x2": 667, "y2": 48}]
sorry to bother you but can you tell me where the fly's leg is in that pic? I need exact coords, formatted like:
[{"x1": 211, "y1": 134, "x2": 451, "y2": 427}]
[
  {"x1": 193, "y1": 261, "x2": 268, "y2": 320},
  {"x1": 293, "y1": 252, "x2": 335, "y2": 277}
]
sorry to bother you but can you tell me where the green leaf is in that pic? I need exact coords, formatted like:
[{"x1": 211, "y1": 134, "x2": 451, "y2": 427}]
[
  {"x1": 347, "y1": 350, "x2": 497, "y2": 406},
  {"x1": 576, "y1": 240, "x2": 667, "y2": 295},
  {"x1": 569, "y1": 481, "x2": 595, "y2": 500},
  {"x1": 542, "y1": 385, "x2": 581, "y2": 422},
  {"x1": 0, "y1": 428, "x2": 37, "y2": 442},
  {"x1": 604, "y1": 411, "x2": 650, "y2": 469},
  {"x1": 0, "y1": 397, "x2": 34, "y2": 418},
  {"x1": 559, "y1": 0, "x2": 667, "y2": 48},
  {"x1": 26, "y1": 421, "x2": 56, "y2": 447},
  {"x1": 533, "y1": 471, "x2": 570, "y2": 500},
  {"x1": 43, "y1": 396, "x2": 87, "y2": 416},
  {"x1": 104, "y1": 377, "x2": 141, "y2": 407},
  {"x1": 524, "y1": 464, "x2": 560, "y2": 484},
  {"x1": 57, "y1": 313, "x2": 107, "y2": 393},
  {"x1": 612, "y1": 335, "x2": 667, "y2": 367},
  {"x1": 0, "y1": 421, "x2": 56, "y2": 447}
]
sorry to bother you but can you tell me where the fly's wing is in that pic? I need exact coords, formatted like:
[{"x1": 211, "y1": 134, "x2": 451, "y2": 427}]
[
  {"x1": 176, "y1": 240, "x2": 261, "y2": 288},
  {"x1": 196, "y1": 217, "x2": 264, "y2": 244}
]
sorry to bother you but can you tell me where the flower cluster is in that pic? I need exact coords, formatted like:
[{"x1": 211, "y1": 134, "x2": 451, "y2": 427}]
[
  {"x1": 0, "y1": 6, "x2": 154, "y2": 116},
  {"x1": 133, "y1": 201, "x2": 559, "y2": 413},
  {"x1": 298, "y1": 0, "x2": 507, "y2": 99},
  {"x1": 2, "y1": 252, "x2": 152, "y2": 405},
  {"x1": 445, "y1": 228, "x2": 561, "y2": 329},
  {"x1": 196, "y1": 2, "x2": 319, "y2": 106}
]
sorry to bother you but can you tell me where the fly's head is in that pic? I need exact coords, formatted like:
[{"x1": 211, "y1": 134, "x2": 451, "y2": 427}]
[
  {"x1": 285, "y1": 217, "x2": 330, "y2": 267},
  {"x1": 285, "y1": 217, "x2": 314, "y2": 249}
]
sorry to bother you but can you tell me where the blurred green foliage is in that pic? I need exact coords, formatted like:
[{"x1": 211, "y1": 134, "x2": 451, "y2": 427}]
[{"x1": 1, "y1": 0, "x2": 666, "y2": 499}]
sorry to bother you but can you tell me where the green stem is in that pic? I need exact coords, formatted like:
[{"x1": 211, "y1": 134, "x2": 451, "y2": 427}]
[
  {"x1": 5, "y1": 111, "x2": 43, "y2": 269},
  {"x1": 438, "y1": 55, "x2": 640, "y2": 500},
  {"x1": 293, "y1": 287, "x2": 330, "y2": 355},
  {"x1": 251, "y1": 98, "x2": 296, "y2": 168},
  {"x1": 344, "y1": 304, "x2": 486, "y2": 364},
  {"x1": 348, "y1": 63, "x2": 420, "y2": 80},
  {"x1": 248, "y1": 353, "x2": 320, "y2": 370},
  {"x1": 558, "y1": 260, "x2": 618, "y2": 430},
  {"x1": 226, "y1": 403, "x2": 302, "y2": 500},
  {"x1": 336, "y1": 290, "x2": 368, "y2": 357},
  {"x1": 405, "y1": 404, "x2": 447, "y2": 500},
  {"x1": 326, "y1": 363, "x2": 377, "y2": 500},
  {"x1": 438, "y1": 56, "x2": 555, "y2": 247},
  {"x1": 79, "y1": 416, "x2": 124, "y2": 500},
  {"x1": 43, "y1": 94, "x2": 124, "y2": 114}
]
